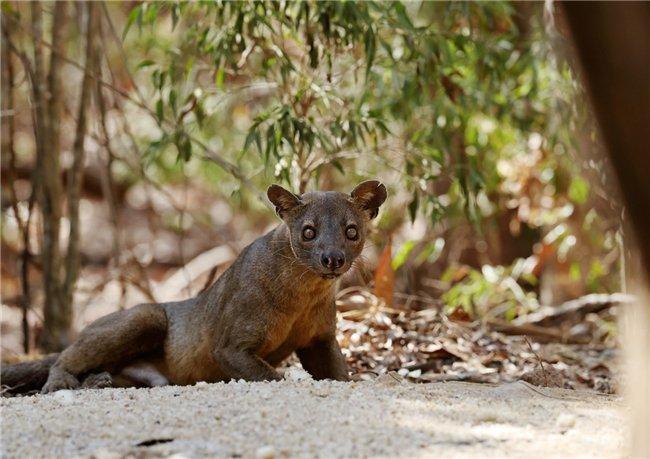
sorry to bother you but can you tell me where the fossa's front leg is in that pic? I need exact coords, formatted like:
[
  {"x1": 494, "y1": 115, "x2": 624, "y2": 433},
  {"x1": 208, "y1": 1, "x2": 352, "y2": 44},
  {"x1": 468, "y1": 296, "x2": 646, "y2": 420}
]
[
  {"x1": 297, "y1": 334, "x2": 349, "y2": 381},
  {"x1": 213, "y1": 346, "x2": 283, "y2": 381}
]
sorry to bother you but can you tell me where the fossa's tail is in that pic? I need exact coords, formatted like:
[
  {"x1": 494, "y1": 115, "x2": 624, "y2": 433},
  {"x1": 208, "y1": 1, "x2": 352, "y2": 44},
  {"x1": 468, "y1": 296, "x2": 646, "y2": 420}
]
[{"x1": 1, "y1": 354, "x2": 59, "y2": 394}]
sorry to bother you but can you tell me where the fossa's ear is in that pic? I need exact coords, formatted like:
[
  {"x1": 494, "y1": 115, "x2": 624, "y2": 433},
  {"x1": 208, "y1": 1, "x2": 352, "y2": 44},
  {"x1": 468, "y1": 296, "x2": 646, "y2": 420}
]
[
  {"x1": 267, "y1": 184, "x2": 302, "y2": 218},
  {"x1": 350, "y1": 180, "x2": 387, "y2": 219}
]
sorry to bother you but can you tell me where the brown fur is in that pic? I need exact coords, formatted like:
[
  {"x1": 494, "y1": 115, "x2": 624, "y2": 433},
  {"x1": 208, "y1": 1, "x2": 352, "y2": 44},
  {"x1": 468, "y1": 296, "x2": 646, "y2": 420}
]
[
  {"x1": 0, "y1": 181, "x2": 386, "y2": 393},
  {"x1": 1, "y1": 354, "x2": 59, "y2": 393}
]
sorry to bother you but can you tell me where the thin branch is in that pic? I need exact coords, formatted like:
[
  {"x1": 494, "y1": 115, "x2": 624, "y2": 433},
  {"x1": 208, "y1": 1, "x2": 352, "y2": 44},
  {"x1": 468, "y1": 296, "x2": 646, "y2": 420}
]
[
  {"x1": 99, "y1": 1, "x2": 148, "y2": 105},
  {"x1": 95, "y1": 68, "x2": 126, "y2": 309},
  {"x1": 4, "y1": 11, "x2": 148, "y2": 111},
  {"x1": 2, "y1": 28, "x2": 23, "y2": 229},
  {"x1": 63, "y1": 2, "x2": 100, "y2": 312}
]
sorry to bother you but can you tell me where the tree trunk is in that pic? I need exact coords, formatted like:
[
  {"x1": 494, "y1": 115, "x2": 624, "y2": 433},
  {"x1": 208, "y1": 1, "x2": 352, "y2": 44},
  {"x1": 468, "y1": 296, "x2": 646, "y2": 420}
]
[
  {"x1": 2, "y1": 16, "x2": 32, "y2": 354},
  {"x1": 35, "y1": 1, "x2": 67, "y2": 351},
  {"x1": 561, "y1": 2, "x2": 650, "y2": 456},
  {"x1": 561, "y1": 2, "x2": 650, "y2": 278}
]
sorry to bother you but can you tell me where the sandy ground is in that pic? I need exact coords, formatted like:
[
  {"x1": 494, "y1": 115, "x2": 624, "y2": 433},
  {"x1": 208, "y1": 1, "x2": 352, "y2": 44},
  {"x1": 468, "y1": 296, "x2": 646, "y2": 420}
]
[{"x1": 1, "y1": 376, "x2": 627, "y2": 459}]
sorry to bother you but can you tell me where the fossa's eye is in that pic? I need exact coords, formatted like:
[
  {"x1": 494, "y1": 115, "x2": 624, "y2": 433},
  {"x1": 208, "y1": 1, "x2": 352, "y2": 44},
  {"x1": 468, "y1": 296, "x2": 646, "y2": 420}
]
[
  {"x1": 345, "y1": 226, "x2": 358, "y2": 240},
  {"x1": 302, "y1": 226, "x2": 316, "y2": 240}
]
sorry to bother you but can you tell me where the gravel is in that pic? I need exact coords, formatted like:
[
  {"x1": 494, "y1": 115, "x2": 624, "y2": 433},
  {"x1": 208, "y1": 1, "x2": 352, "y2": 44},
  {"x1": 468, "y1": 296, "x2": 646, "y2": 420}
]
[{"x1": 1, "y1": 377, "x2": 626, "y2": 458}]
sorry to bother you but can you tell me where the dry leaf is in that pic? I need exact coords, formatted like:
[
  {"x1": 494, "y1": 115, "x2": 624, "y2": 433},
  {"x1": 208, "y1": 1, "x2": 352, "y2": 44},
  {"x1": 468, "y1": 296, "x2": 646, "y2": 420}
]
[{"x1": 373, "y1": 237, "x2": 395, "y2": 307}]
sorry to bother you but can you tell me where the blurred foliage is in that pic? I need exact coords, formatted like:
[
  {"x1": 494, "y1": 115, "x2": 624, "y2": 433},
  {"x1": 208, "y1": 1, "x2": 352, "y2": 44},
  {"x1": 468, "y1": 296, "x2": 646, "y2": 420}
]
[
  {"x1": 125, "y1": 1, "x2": 585, "y2": 218},
  {"x1": 442, "y1": 260, "x2": 539, "y2": 320}
]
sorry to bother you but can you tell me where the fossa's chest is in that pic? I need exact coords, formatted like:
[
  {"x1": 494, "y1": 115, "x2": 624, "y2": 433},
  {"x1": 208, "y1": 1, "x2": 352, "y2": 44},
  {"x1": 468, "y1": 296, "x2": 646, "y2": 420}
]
[{"x1": 259, "y1": 296, "x2": 334, "y2": 363}]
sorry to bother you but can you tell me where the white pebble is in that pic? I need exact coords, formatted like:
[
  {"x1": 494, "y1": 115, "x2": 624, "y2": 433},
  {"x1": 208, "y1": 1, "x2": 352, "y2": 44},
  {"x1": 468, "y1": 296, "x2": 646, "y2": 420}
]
[
  {"x1": 255, "y1": 445, "x2": 275, "y2": 459},
  {"x1": 51, "y1": 390, "x2": 75, "y2": 405},
  {"x1": 90, "y1": 449, "x2": 122, "y2": 459},
  {"x1": 556, "y1": 413, "x2": 576, "y2": 430},
  {"x1": 284, "y1": 367, "x2": 312, "y2": 382}
]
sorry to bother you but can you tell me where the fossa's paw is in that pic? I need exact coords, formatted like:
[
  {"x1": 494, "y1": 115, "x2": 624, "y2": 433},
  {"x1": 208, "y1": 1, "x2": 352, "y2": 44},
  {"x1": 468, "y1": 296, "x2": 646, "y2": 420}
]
[
  {"x1": 81, "y1": 372, "x2": 113, "y2": 390},
  {"x1": 41, "y1": 369, "x2": 80, "y2": 394}
]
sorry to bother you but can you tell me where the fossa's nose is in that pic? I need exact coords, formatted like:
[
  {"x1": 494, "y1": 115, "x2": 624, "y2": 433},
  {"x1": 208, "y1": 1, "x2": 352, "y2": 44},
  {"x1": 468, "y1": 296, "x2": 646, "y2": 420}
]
[{"x1": 321, "y1": 251, "x2": 345, "y2": 270}]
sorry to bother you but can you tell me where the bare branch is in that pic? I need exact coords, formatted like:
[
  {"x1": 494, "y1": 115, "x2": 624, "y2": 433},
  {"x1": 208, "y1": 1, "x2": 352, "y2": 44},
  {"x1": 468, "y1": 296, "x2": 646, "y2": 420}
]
[{"x1": 62, "y1": 2, "x2": 101, "y2": 314}]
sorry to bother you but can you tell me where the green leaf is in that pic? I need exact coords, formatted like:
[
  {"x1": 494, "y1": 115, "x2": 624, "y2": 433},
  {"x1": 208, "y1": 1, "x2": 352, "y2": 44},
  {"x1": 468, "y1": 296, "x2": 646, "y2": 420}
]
[
  {"x1": 123, "y1": 5, "x2": 143, "y2": 39},
  {"x1": 392, "y1": 240, "x2": 416, "y2": 271},
  {"x1": 263, "y1": 125, "x2": 275, "y2": 163},
  {"x1": 568, "y1": 176, "x2": 589, "y2": 205},
  {"x1": 152, "y1": 70, "x2": 166, "y2": 91},
  {"x1": 137, "y1": 59, "x2": 156, "y2": 69},
  {"x1": 169, "y1": 90, "x2": 177, "y2": 113},
  {"x1": 244, "y1": 128, "x2": 262, "y2": 154},
  {"x1": 364, "y1": 26, "x2": 376, "y2": 78},
  {"x1": 143, "y1": 3, "x2": 159, "y2": 25},
  {"x1": 193, "y1": 101, "x2": 205, "y2": 128},
  {"x1": 171, "y1": 4, "x2": 180, "y2": 30},
  {"x1": 254, "y1": 129, "x2": 262, "y2": 154},
  {"x1": 331, "y1": 159, "x2": 345, "y2": 175},
  {"x1": 415, "y1": 238, "x2": 445, "y2": 265},
  {"x1": 392, "y1": 2, "x2": 414, "y2": 30},
  {"x1": 215, "y1": 67, "x2": 225, "y2": 89},
  {"x1": 307, "y1": 31, "x2": 318, "y2": 69},
  {"x1": 155, "y1": 99, "x2": 164, "y2": 123},
  {"x1": 177, "y1": 134, "x2": 192, "y2": 162}
]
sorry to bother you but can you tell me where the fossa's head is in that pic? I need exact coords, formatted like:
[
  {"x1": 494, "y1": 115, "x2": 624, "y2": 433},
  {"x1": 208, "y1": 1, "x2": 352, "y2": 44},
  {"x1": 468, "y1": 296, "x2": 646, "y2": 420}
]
[{"x1": 268, "y1": 181, "x2": 387, "y2": 279}]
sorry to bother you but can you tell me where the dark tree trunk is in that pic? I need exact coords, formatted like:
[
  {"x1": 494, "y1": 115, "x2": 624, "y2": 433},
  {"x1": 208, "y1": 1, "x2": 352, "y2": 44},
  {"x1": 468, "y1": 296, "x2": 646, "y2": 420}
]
[
  {"x1": 35, "y1": 1, "x2": 67, "y2": 351},
  {"x1": 562, "y1": 2, "x2": 650, "y2": 278},
  {"x1": 1, "y1": 15, "x2": 32, "y2": 353},
  {"x1": 561, "y1": 2, "x2": 650, "y2": 456}
]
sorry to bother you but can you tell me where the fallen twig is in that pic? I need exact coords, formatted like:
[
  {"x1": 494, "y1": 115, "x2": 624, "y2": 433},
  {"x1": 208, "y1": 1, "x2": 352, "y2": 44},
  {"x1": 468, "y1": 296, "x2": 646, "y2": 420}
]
[
  {"x1": 512, "y1": 293, "x2": 634, "y2": 327},
  {"x1": 486, "y1": 318, "x2": 589, "y2": 344}
]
